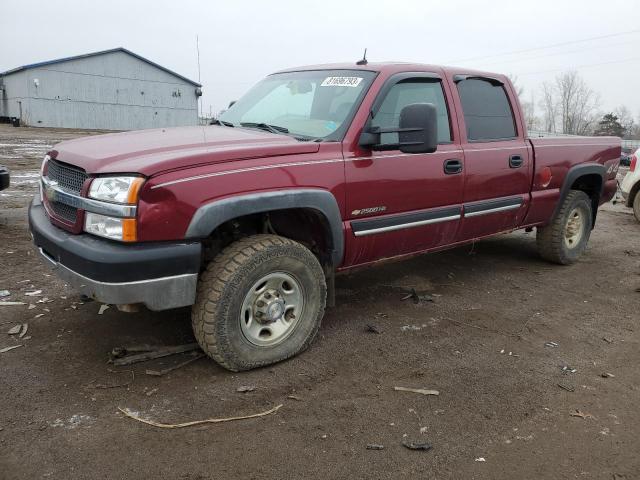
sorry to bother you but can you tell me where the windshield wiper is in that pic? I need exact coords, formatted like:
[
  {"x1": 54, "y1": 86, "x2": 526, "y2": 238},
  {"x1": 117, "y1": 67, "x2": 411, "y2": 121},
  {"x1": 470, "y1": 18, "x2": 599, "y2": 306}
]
[
  {"x1": 210, "y1": 119, "x2": 235, "y2": 127},
  {"x1": 240, "y1": 122, "x2": 289, "y2": 135}
]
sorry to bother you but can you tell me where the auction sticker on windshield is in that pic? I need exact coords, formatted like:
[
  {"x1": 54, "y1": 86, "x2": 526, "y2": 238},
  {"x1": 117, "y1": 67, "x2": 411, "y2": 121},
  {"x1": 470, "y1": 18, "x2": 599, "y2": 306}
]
[{"x1": 321, "y1": 76, "x2": 363, "y2": 87}]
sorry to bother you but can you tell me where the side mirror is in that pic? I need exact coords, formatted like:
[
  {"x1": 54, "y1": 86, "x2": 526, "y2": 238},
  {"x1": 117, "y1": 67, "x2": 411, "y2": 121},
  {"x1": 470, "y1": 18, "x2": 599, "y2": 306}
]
[
  {"x1": 398, "y1": 103, "x2": 438, "y2": 154},
  {"x1": 359, "y1": 103, "x2": 438, "y2": 154}
]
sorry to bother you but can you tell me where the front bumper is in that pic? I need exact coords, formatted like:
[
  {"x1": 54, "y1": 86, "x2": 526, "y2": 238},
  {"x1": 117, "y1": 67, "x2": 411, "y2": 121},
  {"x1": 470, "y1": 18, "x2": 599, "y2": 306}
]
[
  {"x1": 0, "y1": 165, "x2": 9, "y2": 191},
  {"x1": 29, "y1": 197, "x2": 202, "y2": 310}
]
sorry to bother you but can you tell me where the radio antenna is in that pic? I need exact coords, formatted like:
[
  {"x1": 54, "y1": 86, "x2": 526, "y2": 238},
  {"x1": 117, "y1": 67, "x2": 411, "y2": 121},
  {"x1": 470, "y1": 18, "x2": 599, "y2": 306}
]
[{"x1": 356, "y1": 48, "x2": 368, "y2": 65}]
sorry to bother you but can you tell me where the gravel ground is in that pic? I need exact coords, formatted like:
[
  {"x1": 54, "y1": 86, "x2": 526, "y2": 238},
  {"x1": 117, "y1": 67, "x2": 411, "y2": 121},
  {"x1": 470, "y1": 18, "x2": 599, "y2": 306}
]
[{"x1": 0, "y1": 125, "x2": 639, "y2": 480}]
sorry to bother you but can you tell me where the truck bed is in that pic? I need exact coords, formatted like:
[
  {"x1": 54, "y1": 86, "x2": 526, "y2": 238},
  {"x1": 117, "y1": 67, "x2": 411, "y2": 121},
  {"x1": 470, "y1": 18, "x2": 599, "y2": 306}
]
[{"x1": 523, "y1": 136, "x2": 621, "y2": 226}]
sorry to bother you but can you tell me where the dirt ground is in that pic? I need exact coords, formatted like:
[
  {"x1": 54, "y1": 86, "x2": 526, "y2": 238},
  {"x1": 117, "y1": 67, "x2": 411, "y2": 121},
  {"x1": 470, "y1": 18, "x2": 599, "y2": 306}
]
[{"x1": 0, "y1": 124, "x2": 639, "y2": 479}]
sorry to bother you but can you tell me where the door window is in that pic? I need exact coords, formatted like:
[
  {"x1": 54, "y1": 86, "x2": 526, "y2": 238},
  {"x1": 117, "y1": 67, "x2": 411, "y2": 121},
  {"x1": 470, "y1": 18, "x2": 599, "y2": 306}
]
[
  {"x1": 456, "y1": 79, "x2": 517, "y2": 141},
  {"x1": 371, "y1": 80, "x2": 452, "y2": 146}
]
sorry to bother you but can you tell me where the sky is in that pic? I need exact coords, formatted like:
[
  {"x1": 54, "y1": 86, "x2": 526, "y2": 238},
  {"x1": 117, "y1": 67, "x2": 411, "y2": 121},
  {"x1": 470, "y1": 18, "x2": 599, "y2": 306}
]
[{"x1": 1, "y1": 0, "x2": 639, "y2": 120}]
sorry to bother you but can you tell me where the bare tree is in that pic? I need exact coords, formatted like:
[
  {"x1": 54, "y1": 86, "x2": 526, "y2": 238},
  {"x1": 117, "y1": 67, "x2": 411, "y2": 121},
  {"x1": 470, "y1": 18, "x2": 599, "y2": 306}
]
[
  {"x1": 521, "y1": 94, "x2": 539, "y2": 131},
  {"x1": 614, "y1": 105, "x2": 635, "y2": 138},
  {"x1": 540, "y1": 82, "x2": 557, "y2": 133},
  {"x1": 555, "y1": 71, "x2": 600, "y2": 135},
  {"x1": 507, "y1": 74, "x2": 525, "y2": 98},
  {"x1": 508, "y1": 74, "x2": 539, "y2": 131}
]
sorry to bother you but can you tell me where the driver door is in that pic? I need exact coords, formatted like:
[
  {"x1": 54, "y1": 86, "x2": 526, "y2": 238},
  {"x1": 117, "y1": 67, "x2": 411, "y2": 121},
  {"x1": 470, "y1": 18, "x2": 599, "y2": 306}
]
[{"x1": 343, "y1": 73, "x2": 465, "y2": 266}]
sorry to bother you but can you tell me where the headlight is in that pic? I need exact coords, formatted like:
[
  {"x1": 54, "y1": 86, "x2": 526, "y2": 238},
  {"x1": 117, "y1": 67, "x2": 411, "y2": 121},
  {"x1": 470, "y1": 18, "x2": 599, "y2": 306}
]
[
  {"x1": 84, "y1": 212, "x2": 137, "y2": 242},
  {"x1": 89, "y1": 176, "x2": 144, "y2": 204}
]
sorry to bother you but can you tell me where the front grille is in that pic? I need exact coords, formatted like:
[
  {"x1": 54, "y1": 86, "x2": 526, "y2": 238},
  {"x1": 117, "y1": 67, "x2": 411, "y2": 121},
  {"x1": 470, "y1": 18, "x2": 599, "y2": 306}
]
[
  {"x1": 50, "y1": 201, "x2": 78, "y2": 223},
  {"x1": 47, "y1": 159, "x2": 87, "y2": 194},
  {"x1": 45, "y1": 159, "x2": 88, "y2": 226}
]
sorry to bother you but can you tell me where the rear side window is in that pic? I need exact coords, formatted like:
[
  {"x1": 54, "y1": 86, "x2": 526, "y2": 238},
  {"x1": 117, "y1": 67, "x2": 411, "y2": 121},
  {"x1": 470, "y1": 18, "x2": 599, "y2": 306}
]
[
  {"x1": 456, "y1": 79, "x2": 516, "y2": 141},
  {"x1": 371, "y1": 80, "x2": 452, "y2": 144}
]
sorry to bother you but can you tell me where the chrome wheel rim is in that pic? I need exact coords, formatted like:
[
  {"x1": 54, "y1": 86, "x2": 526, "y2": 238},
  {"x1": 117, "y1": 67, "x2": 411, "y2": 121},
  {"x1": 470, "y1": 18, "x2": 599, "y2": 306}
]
[
  {"x1": 564, "y1": 208, "x2": 585, "y2": 249},
  {"x1": 240, "y1": 272, "x2": 304, "y2": 347}
]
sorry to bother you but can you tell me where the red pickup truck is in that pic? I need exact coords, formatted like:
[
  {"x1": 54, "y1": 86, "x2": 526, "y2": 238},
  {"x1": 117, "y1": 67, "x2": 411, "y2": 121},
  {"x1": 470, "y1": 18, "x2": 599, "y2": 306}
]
[{"x1": 29, "y1": 62, "x2": 620, "y2": 371}]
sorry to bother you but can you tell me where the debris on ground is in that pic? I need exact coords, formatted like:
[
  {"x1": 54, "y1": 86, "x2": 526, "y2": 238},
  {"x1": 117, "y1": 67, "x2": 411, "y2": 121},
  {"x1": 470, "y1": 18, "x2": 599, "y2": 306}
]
[
  {"x1": 98, "y1": 304, "x2": 110, "y2": 315},
  {"x1": 24, "y1": 290, "x2": 42, "y2": 296},
  {"x1": 286, "y1": 395, "x2": 302, "y2": 401},
  {"x1": 401, "y1": 439, "x2": 432, "y2": 451},
  {"x1": 499, "y1": 350, "x2": 520, "y2": 357},
  {"x1": 18, "y1": 324, "x2": 28, "y2": 338},
  {"x1": 145, "y1": 388, "x2": 158, "y2": 397},
  {"x1": 236, "y1": 385, "x2": 256, "y2": 393},
  {"x1": 366, "y1": 444, "x2": 384, "y2": 450},
  {"x1": 111, "y1": 343, "x2": 200, "y2": 366},
  {"x1": 393, "y1": 386, "x2": 440, "y2": 396},
  {"x1": 601, "y1": 372, "x2": 615, "y2": 378},
  {"x1": 7, "y1": 325, "x2": 21, "y2": 335},
  {"x1": 401, "y1": 324, "x2": 428, "y2": 331},
  {"x1": 0, "y1": 345, "x2": 23, "y2": 353},
  {"x1": 570, "y1": 409, "x2": 595, "y2": 420},
  {"x1": 34, "y1": 313, "x2": 45, "y2": 319},
  {"x1": 0, "y1": 301, "x2": 26, "y2": 306},
  {"x1": 557, "y1": 383, "x2": 575, "y2": 392},
  {"x1": 400, "y1": 288, "x2": 435, "y2": 304},
  {"x1": 561, "y1": 366, "x2": 577, "y2": 374},
  {"x1": 544, "y1": 341, "x2": 559, "y2": 348},
  {"x1": 602, "y1": 337, "x2": 613, "y2": 344},
  {"x1": 365, "y1": 324, "x2": 382, "y2": 334},
  {"x1": 110, "y1": 344, "x2": 157, "y2": 359},
  {"x1": 0, "y1": 290, "x2": 10, "y2": 297},
  {"x1": 475, "y1": 457, "x2": 486, "y2": 462},
  {"x1": 28, "y1": 304, "x2": 36, "y2": 310},
  {"x1": 118, "y1": 403, "x2": 283, "y2": 429},
  {"x1": 145, "y1": 352, "x2": 205, "y2": 376}
]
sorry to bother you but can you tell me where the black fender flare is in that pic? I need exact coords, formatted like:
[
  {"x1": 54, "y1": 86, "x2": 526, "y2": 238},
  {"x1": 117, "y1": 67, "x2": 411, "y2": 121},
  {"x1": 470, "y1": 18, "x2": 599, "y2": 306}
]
[
  {"x1": 185, "y1": 189, "x2": 344, "y2": 266},
  {"x1": 553, "y1": 163, "x2": 605, "y2": 226}
]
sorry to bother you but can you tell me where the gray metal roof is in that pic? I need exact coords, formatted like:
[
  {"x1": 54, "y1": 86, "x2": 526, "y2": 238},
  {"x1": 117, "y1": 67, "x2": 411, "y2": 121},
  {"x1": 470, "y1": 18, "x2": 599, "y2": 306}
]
[{"x1": 0, "y1": 47, "x2": 201, "y2": 86}]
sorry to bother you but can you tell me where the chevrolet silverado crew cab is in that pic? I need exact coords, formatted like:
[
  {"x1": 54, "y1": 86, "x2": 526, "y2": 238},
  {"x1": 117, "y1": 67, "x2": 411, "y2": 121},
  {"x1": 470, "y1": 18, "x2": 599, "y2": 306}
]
[{"x1": 29, "y1": 62, "x2": 621, "y2": 371}]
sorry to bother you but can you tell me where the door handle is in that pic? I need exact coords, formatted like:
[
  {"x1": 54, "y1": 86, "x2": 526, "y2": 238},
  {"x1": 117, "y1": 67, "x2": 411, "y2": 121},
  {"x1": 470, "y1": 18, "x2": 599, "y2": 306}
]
[
  {"x1": 509, "y1": 154, "x2": 524, "y2": 168},
  {"x1": 444, "y1": 159, "x2": 463, "y2": 175}
]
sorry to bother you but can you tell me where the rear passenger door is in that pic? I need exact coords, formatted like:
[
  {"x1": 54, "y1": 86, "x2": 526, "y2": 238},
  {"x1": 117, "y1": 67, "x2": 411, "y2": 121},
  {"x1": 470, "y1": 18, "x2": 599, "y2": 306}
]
[{"x1": 450, "y1": 76, "x2": 532, "y2": 241}]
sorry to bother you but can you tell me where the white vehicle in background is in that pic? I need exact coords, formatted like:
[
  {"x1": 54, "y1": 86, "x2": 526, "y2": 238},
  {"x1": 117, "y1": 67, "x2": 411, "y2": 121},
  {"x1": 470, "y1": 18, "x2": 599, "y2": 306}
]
[{"x1": 620, "y1": 148, "x2": 640, "y2": 222}]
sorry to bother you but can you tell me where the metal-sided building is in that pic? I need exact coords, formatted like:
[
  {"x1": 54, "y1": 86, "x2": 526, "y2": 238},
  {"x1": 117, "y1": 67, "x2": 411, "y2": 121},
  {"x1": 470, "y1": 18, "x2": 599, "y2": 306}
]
[{"x1": 0, "y1": 48, "x2": 202, "y2": 130}]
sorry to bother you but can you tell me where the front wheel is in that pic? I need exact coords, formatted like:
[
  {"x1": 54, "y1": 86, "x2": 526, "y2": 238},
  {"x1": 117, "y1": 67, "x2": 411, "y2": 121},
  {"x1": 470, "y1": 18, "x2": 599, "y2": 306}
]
[
  {"x1": 633, "y1": 192, "x2": 640, "y2": 223},
  {"x1": 192, "y1": 234, "x2": 326, "y2": 371},
  {"x1": 536, "y1": 190, "x2": 593, "y2": 265}
]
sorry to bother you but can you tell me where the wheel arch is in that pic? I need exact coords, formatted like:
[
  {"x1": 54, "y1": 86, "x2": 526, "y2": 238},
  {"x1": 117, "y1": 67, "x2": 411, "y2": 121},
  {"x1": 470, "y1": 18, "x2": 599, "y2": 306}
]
[
  {"x1": 627, "y1": 179, "x2": 640, "y2": 208},
  {"x1": 554, "y1": 163, "x2": 605, "y2": 228},
  {"x1": 185, "y1": 189, "x2": 344, "y2": 267}
]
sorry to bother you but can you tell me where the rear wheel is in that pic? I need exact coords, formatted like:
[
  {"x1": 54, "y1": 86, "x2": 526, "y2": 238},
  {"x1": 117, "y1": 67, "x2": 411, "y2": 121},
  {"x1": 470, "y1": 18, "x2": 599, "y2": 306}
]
[
  {"x1": 633, "y1": 192, "x2": 640, "y2": 223},
  {"x1": 536, "y1": 190, "x2": 592, "y2": 265},
  {"x1": 192, "y1": 234, "x2": 326, "y2": 371}
]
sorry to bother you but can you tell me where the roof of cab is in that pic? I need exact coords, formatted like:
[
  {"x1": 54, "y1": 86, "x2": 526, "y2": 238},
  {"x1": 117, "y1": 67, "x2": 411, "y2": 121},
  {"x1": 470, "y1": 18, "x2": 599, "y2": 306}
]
[{"x1": 274, "y1": 62, "x2": 508, "y2": 82}]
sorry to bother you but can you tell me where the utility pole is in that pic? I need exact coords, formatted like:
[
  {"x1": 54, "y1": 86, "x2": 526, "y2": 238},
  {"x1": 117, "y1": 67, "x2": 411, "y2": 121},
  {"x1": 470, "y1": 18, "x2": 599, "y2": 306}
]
[{"x1": 196, "y1": 35, "x2": 203, "y2": 122}]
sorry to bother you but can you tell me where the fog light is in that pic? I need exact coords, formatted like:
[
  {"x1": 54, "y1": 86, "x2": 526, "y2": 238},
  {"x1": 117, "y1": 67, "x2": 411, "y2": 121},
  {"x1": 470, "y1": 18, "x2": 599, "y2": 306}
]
[{"x1": 84, "y1": 212, "x2": 137, "y2": 242}]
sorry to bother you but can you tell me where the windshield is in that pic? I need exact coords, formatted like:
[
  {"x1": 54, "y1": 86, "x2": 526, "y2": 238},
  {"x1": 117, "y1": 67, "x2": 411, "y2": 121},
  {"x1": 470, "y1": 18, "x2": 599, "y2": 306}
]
[{"x1": 218, "y1": 69, "x2": 376, "y2": 141}]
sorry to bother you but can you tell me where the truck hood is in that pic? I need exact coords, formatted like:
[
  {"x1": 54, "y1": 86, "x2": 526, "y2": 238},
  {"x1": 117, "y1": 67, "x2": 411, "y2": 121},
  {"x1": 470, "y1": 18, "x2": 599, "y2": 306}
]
[{"x1": 50, "y1": 126, "x2": 320, "y2": 176}]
